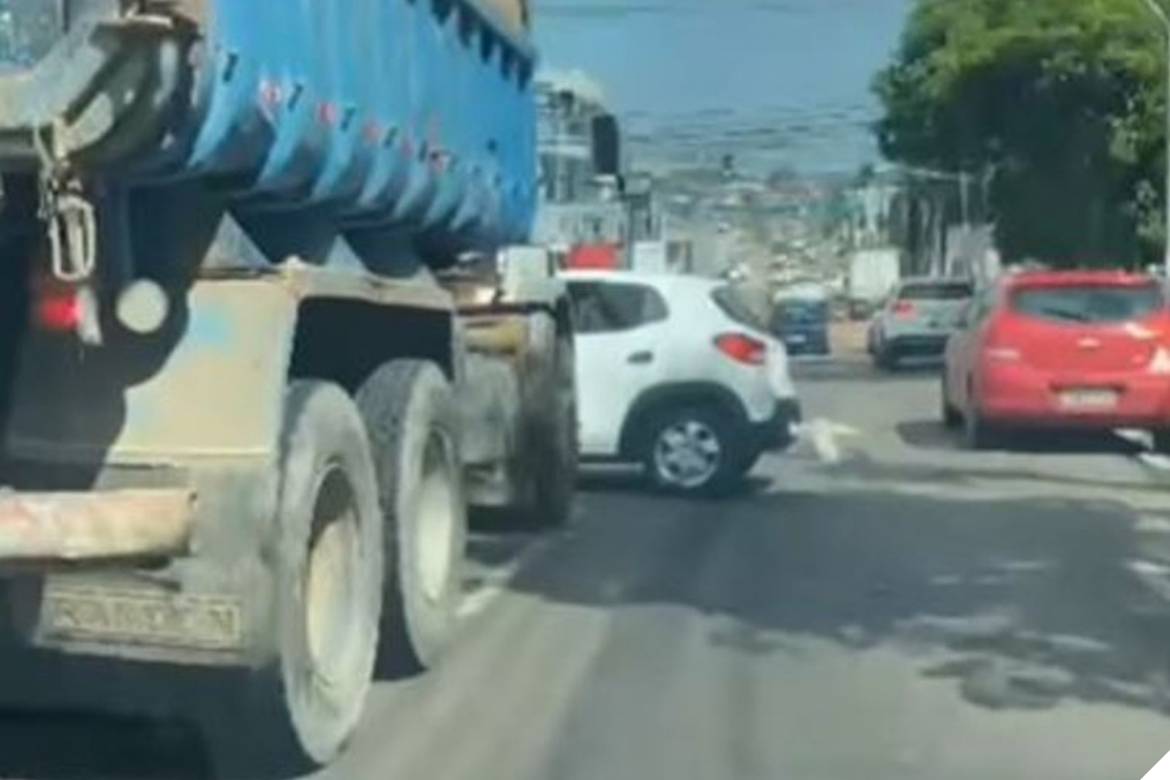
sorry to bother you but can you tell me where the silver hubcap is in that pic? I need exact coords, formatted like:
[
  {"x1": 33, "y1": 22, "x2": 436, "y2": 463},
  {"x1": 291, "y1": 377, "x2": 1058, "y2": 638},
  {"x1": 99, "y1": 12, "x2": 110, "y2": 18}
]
[
  {"x1": 654, "y1": 419, "x2": 722, "y2": 488},
  {"x1": 417, "y1": 434, "x2": 455, "y2": 603}
]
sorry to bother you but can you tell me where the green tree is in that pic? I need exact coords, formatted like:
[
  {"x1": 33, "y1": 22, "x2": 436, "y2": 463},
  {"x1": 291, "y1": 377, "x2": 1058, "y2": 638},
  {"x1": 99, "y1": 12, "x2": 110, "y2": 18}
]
[{"x1": 874, "y1": 0, "x2": 1167, "y2": 267}]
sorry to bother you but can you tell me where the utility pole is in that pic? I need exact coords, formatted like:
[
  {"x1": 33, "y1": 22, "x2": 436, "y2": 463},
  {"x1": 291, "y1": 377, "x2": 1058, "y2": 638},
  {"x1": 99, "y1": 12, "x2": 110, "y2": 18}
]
[{"x1": 1142, "y1": 0, "x2": 1170, "y2": 274}]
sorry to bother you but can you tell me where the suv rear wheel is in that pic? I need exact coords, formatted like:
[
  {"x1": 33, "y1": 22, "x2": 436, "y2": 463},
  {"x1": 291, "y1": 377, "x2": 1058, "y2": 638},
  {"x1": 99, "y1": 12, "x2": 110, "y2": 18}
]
[
  {"x1": 1152, "y1": 429, "x2": 1170, "y2": 455},
  {"x1": 641, "y1": 405, "x2": 746, "y2": 496},
  {"x1": 941, "y1": 374, "x2": 962, "y2": 428},
  {"x1": 964, "y1": 407, "x2": 997, "y2": 450},
  {"x1": 875, "y1": 346, "x2": 898, "y2": 371}
]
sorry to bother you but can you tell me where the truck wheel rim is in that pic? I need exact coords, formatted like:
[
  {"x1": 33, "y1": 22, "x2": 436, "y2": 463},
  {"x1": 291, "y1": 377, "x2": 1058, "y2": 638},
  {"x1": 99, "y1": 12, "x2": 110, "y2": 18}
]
[
  {"x1": 417, "y1": 434, "x2": 456, "y2": 603},
  {"x1": 305, "y1": 463, "x2": 361, "y2": 687},
  {"x1": 654, "y1": 420, "x2": 721, "y2": 489}
]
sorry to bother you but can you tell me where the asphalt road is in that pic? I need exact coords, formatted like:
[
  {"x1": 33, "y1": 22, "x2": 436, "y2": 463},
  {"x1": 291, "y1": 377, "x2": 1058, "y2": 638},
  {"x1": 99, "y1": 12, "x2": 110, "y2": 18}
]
[{"x1": 4, "y1": 356, "x2": 1170, "y2": 779}]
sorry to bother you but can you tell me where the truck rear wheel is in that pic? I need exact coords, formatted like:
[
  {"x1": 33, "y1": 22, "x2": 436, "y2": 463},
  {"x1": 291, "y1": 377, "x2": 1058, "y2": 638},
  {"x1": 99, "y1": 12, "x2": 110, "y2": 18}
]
[
  {"x1": 270, "y1": 381, "x2": 384, "y2": 765},
  {"x1": 356, "y1": 361, "x2": 466, "y2": 671},
  {"x1": 518, "y1": 328, "x2": 578, "y2": 528}
]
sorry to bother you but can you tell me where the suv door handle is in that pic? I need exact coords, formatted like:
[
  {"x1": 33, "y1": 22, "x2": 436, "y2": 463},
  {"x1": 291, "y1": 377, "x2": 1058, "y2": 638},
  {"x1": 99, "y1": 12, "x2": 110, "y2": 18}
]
[{"x1": 627, "y1": 350, "x2": 654, "y2": 365}]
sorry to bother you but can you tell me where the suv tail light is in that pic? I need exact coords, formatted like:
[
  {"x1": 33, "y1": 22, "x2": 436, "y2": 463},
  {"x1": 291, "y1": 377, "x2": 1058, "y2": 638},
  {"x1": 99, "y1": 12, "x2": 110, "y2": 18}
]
[
  {"x1": 715, "y1": 333, "x2": 767, "y2": 366},
  {"x1": 892, "y1": 300, "x2": 917, "y2": 319}
]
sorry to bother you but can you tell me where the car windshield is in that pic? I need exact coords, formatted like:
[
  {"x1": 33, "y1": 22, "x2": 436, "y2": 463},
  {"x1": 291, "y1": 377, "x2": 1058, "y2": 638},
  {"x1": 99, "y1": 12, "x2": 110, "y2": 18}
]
[
  {"x1": 711, "y1": 283, "x2": 771, "y2": 332},
  {"x1": 1012, "y1": 284, "x2": 1164, "y2": 324}
]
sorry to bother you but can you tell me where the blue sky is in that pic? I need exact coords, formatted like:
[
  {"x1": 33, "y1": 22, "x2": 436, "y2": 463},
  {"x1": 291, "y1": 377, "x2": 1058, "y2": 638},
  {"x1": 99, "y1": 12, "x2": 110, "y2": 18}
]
[{"x1": 535, "y1": 0, "x2": 912, "y2": 174}]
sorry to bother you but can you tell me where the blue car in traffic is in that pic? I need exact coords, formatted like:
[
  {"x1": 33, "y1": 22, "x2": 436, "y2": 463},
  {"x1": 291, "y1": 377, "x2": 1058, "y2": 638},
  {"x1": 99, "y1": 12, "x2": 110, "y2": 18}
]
[{"x1": 771, "y1": 288, "x2": 831, "y2": 356}]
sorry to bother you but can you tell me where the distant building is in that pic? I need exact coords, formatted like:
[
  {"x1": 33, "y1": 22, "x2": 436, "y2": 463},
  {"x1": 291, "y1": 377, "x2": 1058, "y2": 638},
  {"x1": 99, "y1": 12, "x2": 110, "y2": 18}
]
[
  {"x1": 532, "y1": 72, "x2": 662, "y2": 267},
  {"x1": 532, "y1": 74, "x2": 626, "y2": 259}
]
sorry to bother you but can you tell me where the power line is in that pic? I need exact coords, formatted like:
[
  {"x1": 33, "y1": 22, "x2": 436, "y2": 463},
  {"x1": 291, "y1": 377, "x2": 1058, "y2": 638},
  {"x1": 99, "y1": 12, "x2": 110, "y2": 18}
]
[{"x1": 538, "y1": 0, "x2": 895, "y2": 17}]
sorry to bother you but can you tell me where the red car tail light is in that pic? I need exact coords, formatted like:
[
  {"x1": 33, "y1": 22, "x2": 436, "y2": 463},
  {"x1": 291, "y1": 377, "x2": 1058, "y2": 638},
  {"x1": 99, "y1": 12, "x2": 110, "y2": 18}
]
[
  {"x1": 715, "y1": 333, "x2": 767, "y2": 366},
  {"x1": 892, "y1": 300, "x2": 917, "y2": 319}
]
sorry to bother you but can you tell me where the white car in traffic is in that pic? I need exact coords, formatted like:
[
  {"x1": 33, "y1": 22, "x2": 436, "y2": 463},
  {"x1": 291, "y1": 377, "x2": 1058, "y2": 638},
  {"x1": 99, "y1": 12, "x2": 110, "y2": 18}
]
[
  {"x1": 564, "y1": 270, "x2": 802, "y2": 495},
  {"x1": 869, "y1": 276, "x2": 974, "y2": 369}
]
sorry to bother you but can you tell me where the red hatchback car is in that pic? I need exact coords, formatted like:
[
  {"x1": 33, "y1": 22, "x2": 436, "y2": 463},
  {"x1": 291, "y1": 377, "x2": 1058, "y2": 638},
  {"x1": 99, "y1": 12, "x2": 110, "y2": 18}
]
[{"x1": 942, "y1": 270, "x2": 1170, "y2": 449}]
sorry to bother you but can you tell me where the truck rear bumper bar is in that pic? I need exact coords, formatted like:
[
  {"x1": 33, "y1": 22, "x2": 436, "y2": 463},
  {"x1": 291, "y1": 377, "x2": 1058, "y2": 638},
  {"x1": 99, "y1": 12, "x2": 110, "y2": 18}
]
[{"x1": 0, "y1": 489, "x2": 194, "y2": 563}]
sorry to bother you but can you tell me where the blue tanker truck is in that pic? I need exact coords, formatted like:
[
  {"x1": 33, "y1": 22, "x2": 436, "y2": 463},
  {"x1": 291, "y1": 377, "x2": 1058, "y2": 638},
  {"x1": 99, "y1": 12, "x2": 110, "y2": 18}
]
[{"x1": 0, "y1": 0, "x2": 576, "y2": 766}]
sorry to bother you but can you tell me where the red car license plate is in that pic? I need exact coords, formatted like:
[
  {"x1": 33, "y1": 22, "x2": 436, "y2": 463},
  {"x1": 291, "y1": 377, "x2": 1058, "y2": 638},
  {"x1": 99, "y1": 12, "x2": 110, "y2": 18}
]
[{"x1": 1058, "y1": 389, "x2": 1119, "y2": 411}]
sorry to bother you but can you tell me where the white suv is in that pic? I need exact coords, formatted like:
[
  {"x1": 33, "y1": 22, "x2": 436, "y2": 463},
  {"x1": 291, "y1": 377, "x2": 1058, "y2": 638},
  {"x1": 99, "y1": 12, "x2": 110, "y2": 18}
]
[{"x1": 564, "y1": 270, "x2": 802, "y2": 495}]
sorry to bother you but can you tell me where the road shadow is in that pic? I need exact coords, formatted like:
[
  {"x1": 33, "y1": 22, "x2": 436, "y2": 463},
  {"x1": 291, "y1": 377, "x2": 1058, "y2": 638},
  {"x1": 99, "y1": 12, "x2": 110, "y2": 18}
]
[
  {"x1": 0, "y1": 515, "x2": 554, "y2": 780},
  {"x1": 897, "y1": 419, "x2": 1146, "y2": 456},
  {"x1": 506, "y1": 479, "x2": 1170, "y2": 717},
  {"x1": 577, "y1": 467, "x2": 772, "y2": 499},
  {"x1": 793, "y1": 359, "x2": 939, "y2": 384},
  {"x1": 0, "y1": 657, "x2": 308, "y2": 780},
  {"x1": 0, "y1": 709, "x2": 210, "y2": 780}
]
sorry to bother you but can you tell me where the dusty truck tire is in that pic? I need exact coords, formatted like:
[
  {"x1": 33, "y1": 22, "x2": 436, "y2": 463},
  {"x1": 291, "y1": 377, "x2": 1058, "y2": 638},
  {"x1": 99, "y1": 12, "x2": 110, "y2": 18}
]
[
  {"x1": 356, "y1": 360, "x2": 466, "y2": 671},
  {"x1": 517, "y1": 325, "x2": 578, "y2": 528},
  {"x1": 268, "y1": 380, "x2": 384, "y2": 766}
]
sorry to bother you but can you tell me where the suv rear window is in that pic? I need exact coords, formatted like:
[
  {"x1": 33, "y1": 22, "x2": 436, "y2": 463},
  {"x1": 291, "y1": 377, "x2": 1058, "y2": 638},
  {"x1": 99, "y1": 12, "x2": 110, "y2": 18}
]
[
  {"x1": 711, "y1": 285, "x2": 769, "y2": 331},
  {"x1": 1011, "y1": 284, "x2": 1164, "y2": 324},
  {"x1": 568, "y1": 281, "x2": 669, "y2": 334},
  {"x1": 898, "y1": 282, "x2": 973, "y2": 301}
]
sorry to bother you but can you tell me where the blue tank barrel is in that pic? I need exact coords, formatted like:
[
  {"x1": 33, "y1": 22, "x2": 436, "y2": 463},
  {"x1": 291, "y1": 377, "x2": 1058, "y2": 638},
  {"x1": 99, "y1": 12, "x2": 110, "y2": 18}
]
[{"x1": 0, "y1": 0, "x2": 538, "y2": 251}]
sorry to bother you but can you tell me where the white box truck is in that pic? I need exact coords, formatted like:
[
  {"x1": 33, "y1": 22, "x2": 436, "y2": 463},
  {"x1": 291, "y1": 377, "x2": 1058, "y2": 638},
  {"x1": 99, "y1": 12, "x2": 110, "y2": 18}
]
[{"x1": 848, "y1": 248, "x2": 901, "y2": 319}]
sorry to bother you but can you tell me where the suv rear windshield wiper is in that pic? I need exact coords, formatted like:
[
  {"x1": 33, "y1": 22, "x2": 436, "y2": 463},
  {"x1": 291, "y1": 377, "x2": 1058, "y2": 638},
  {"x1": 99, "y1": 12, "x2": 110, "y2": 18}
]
[{"x1": 1035, "y1": 306, "x2": 1090, "y2": 322}]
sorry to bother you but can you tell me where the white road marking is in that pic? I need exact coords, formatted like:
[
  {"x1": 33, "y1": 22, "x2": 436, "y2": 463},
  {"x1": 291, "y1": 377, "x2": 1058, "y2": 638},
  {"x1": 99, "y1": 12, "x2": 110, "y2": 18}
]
[
  {"x1": 1115, "y1": 430, "x2": 1170, "y2": 472},
  {"x1": 1117, "y1": 429, "x2": 1155, "y2": 449},
  {"x1": 1138, "y1": 453, "x2": 1170, "y2": 472},
  {"x1": 1127, "y1": 559, "x2": 1170, "y2": 578},
  {"x1": 458, "y1": 534, "x2": 554, "y2": 621},
  {"x1": 1128, "y1": 559, "x2": 1170, "y2": 606},
  {"x1": 1143, "y1": 749, "x2": 1170, "y2": 780},
  {"x1": 792, "y1": 418, "x2": 862, "y2": 464},
  {"x1": 1136, "y1": 515, "x2": 1170, "y2": 534},
  {"x1": 458, "y1": 585, "x2": 506, "y2": 622}
]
